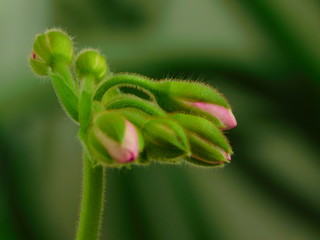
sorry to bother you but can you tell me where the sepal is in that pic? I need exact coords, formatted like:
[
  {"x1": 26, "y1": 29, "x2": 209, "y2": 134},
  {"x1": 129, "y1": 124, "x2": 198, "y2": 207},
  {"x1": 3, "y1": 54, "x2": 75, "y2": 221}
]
[
  {"x1": 142, "y1": 117, "x2": 190, "y2": 160},
  {"x1": 172, "y1": 113, "x2": 232, "y2": 167}
]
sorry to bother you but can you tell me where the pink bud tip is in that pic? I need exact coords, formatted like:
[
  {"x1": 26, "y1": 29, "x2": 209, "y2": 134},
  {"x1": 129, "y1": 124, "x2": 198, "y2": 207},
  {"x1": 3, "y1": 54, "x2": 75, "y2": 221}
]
[
  {"x1": 216, "y1": 147, "x2": 232, "y2": 162},
  {"x1": 119, "y1": 120, "x2": 139, "y2": 163},
  {"x1": 192, "y1": 102, "x2": 237, "y2": 130},
  {"x1": 31, "y1": 52, "x2": 36, "y2": 60},
  {"x1": 223, "y1": 152, "x2": 232, "y2": 161},
  {"x1": 97, "y1": 121, "x2": 139, "y2": 164}
]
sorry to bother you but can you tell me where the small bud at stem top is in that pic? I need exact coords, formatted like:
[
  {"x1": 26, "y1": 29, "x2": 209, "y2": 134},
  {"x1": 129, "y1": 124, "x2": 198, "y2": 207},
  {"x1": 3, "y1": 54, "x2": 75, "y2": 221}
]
[
  {"x1": 29, "y1": 29, "x2": 73, "y2": 76},
  {"x1": 75, "y1": 49, "x2": 108, "y2": 83}
]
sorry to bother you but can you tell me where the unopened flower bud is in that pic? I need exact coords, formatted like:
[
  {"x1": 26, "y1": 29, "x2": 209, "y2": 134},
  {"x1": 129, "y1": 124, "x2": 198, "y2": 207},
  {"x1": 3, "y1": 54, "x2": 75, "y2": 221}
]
[
  {"x1": 187, "y1": 135, "x2": 231, "y2": 167},
  {"x1": 29, "y1": 29, "x2": 73, "y2": 75},
  {"x1": 75, "y1": 49, "x2": 108, "y2": 82},
  {"x1": 186, "y1": 102, "x2": 237, "y2": 130},
  {"x1": 172, "y1": 113, "x2": 232, "y2": 166},
  {"x1": 142, "y1": 118, "x2": 190, "y2": 160},
  {"x1": 88, "y1": 111, "x2": 144, "y2": 166},
  {"x1": 155, "y1": 81, "x2": 237, "y2": 129}
]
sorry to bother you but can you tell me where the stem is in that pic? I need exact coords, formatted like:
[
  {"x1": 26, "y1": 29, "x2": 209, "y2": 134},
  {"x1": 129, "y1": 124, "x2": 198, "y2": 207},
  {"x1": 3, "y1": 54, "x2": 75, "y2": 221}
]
[
  {"x1": 94, "y1": 74, "x2": 157, "y2": 101},
  {"x1": 76, "y1": 153, "x2": 106, "y2": 240},
  {"x1": 78, "y1": 76, "x2": 95, "y2": 139},
  {"x1": 105, "y1": 95, "x2": 166, "y2": 117}
]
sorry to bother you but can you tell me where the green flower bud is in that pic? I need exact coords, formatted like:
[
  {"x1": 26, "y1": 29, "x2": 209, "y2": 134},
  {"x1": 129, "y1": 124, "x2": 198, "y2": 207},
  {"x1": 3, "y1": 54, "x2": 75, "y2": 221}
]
[
  {"x1": 142, "y1": 118, "x2": 190, "y2": 160},
  {"x1": 87, "y1": 111, "x2": 144, "y2": 167},
  {"x1": 154, "y1": 80, "x2": 236, "y2": 129},
  {"x1": 172, "y1": 114, "x2": 232, "y2": 167},
  {"x1": 156, "y1": 80, "x2": 228, "y2": 107},
  {"x1": 75, "y1": 49, "x2": 108, "y2": 82},
  {"x1": 29, "y1": 29, "x2": 73, "y2": 75},
  {"x1": 187, "y1": 134, "x2": 230, "y2": 167}
]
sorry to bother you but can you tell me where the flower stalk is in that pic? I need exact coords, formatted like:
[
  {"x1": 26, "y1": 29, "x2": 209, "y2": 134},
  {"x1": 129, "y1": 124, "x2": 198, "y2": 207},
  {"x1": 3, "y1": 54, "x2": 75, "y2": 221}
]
[{"x1": 76, "y1": 152, "x2": 106, "y2": 240}]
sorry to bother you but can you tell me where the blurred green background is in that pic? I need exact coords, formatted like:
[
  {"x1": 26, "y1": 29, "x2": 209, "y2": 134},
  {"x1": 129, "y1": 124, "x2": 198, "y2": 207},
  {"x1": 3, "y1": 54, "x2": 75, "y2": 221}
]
[{"x1": 1, "y1": 0, "x2": 320, "y2": 239}]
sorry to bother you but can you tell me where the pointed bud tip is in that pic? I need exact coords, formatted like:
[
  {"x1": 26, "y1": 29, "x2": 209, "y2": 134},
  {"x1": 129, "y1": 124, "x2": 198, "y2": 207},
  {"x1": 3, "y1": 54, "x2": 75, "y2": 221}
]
[
  {"x1": 128, "y1": 152, "x2": 136, "y2": 162},
  {"x1": 192, "y1": 102, "x2": 237, "y2": 130},
  {"x1": 31, "y1": 52, "x2": 36, "y2": 60},
  {"x1": 119, "y1": 151, "x2": 138, "y2": 163},
  {"x1": 29, "y1": 52, "x2": 50, "y2": 76},
  {"x1": 221, "y1": 151, "x2": 231, "y2": 161},
  {"x1": 118, "y1": 120, "x2": 140, "y2": 163}
]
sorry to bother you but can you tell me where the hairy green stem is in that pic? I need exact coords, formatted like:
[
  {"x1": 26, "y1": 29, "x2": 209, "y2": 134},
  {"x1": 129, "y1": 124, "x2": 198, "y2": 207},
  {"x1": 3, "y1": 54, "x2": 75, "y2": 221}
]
[
  {"x1": 78, "y1": 76, "x2": 95, "y2": 139},
  {"x1": 76, "y1": 153, "x2": 106, "y2": 240},
  {"x1": 94, "y1": 74, "x2": 157, "y2": 101}
]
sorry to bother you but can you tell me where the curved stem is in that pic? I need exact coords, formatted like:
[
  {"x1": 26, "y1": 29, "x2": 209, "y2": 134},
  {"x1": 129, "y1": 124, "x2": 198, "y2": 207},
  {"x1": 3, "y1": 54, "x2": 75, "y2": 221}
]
[
  {"x1": 94, "y1": 74, "x2": 158, "y2": 101},
  {"x1": 105, "y1": 94, "x2": 166, "y2": 117},
  {"x1": 76, "y1": 153, "x2": 106, "y2": 240}
]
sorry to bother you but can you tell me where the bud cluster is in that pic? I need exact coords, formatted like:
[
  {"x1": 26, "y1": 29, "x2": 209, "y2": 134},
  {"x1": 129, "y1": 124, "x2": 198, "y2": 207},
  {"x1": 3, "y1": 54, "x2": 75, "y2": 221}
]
[{"x1": 29, "y1": 28, "x2": 237, "y2": 168}]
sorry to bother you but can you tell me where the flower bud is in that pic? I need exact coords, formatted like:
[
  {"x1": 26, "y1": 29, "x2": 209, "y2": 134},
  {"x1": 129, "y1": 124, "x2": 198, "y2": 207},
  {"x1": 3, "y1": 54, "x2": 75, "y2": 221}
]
[
  {"x1": 187, "y1": 135, "x2": 231, "y2": 167},
  {"x1": 142, "y1": 118, "x2": 190, "y2": 160},
  {"x1": 172, "y1": 113, "x2": 232, "y2": 166},
  {"x1": 186, "y1": 102, "x2": 237, "y2": 130},
  {"x1": 88, "y1": 111, "x2": 144, "y2": 166},
  {"x1": 29, "y1": 29, "x2": 73, "y2": 75},
  {"x1": 75, "y1": 49, "x2": 108, "y2": 82},
  {"x1": 154, "y1": 81, "x2": 237, "y2": 129}
]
